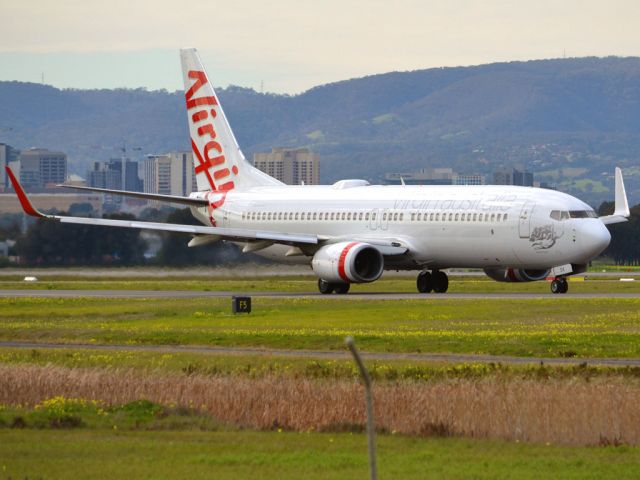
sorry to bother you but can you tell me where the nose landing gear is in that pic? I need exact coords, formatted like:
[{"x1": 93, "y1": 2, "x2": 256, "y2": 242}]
[
  {"x1": 417, "y1": 270, "x2": 449, "y2": 293},
  {"x1": 550, "y1": 277, "x2": 569, "y2": 294}
]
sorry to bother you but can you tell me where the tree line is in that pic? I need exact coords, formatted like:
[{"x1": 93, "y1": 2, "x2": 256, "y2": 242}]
[{"x1": 5, "y1": 208, "x2": 248, "y2": 267}]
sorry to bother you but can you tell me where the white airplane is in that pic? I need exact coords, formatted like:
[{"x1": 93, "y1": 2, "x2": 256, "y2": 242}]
[{"x1": 6, "y1": 48, "x2": 631, "y2": 294}]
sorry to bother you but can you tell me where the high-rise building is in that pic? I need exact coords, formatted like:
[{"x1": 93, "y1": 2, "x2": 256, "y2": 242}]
[
  {"x1": 140, "y1": 152, "x2": 197, "y2": 199},
  {"x1": 492, "y1": 166, "x2": 534, "y2": 186},
  {"x1": 88, "y1": 158, "x2": 143, "y2": 208},
  {"x1": 18, "y1": 148, "x2": 67, "y2": 189},
  {"x1": 0, "y1": 143, "x2": 20, "y2": 191},
  {"x1": 253, "y1": 148, "x2": 320, "y2": 185},
  {"x1": 513, "y1": 167, "x2": 534, "y2": 187},
  {"x1": 384, "y1": 168, "x2": 455, "y2": 185},
  {"x1": 452, "y1": 173, "x2": 486, "y2": 185}
]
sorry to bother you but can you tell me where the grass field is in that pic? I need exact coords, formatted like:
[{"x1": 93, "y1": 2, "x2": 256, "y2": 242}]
[
  {"x1": 1, "y1": 396, "x2": 640, "y2": 479},
  {"x1": 2, "y1": 275, "x2": 640, "y2": 477},
  {"x1": 1, "y1": 296, "x2": 640, "y2": 357},
  {"x1": 4, "y1": 428, "x2": 640, "y2": 480}
]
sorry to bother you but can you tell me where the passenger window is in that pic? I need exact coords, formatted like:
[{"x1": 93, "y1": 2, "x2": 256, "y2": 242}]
[
  {"x1": 365, "y1": 213, "x2": 370, "y2": 221},
  {"x1": 312, "y1": 212, "x2": 317, "y2": 220},
  {"x1": 490, "y1": 213, "x2": 495, "y2": 222},
  {"x1": 429, "y1": 213, "x2": 434, "y2": 221},
  {"x1": 448, "y1": 213, "x2": 453, "y2": 221},
  {"x1": 496, "y1": 214, "x2": 501, "y2": 222},
  {"x1": 503, "y1": 214, "x2": 508, "y2": 221},
  {"x1": 372, "y1": 213, "x2": 376, "y2": 221},
  {"x1": 393, "y1": 213, "x2": 398, "y2": 221},
  {"x1": 294, "y1": 213, "x2": 299, "y2": 220},
  {"x1": 435, "y1": 213, "x2": 440, "y2": 221},
  {"x1": 341, "y1": 212, "x2": 346, "y2": 221},
  {"x1": 383, "y1": 213, "x2": 387, "y2": 221}
]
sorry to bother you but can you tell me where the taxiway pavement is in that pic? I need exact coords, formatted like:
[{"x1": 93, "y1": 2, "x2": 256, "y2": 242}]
[{"x1": 0, "y1": 289, "x2": 639, "y2": 299}]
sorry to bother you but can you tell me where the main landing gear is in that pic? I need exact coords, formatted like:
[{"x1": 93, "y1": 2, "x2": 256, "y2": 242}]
[
  {"x1": 550, "y1": 277, "x2": 569, "y2": 294},
  {"x1": 318, "y1": 279, "x2": 351, "y2": 295},
  {"x1": 416, "y1": 270, "x2": 449, "y2": 293}
]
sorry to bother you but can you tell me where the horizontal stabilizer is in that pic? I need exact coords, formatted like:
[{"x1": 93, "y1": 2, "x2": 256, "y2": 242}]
[{"x1": 57, "y1": 184, "x2": 208, "y2": 207}]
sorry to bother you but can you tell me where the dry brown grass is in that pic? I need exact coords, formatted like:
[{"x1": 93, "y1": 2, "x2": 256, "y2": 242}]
[{"x1": 1, "y1": 364, "x2": 638, "y2": 446}]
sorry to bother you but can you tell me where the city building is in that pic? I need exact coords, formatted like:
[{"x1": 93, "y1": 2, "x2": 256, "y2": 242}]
[
  {"x1": 88, "y1": 158, "x2": 143, "y2": 208},
  {"x1": 140, "y1": 152, "x2": 197, "y2": 200},
  {"x1": 452, "y1": 173, "x2": 486, "y2": 185},
  {"x1": 384, "y1": 168, "x2": 485, "y2": 185},
  {"x1": 492, "y1": 166, "x2": 534, "y2": 186},
  {"x1": 0, "y1": 143, "x2": 20, "y2": 191},
  {"x1": 253, "y1": 148, "x2": 320, "y2": 185},
  {"x1": 18, "y1": 148, "x2": 67, "y2": 189},
  {"x1": 0, "y1": 192, "x2": 102, "y2": 215}
]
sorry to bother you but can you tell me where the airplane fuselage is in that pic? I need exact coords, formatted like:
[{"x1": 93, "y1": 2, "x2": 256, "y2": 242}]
[{"x1": 190, "y1": 183, "x2": 611, "y2": 271}]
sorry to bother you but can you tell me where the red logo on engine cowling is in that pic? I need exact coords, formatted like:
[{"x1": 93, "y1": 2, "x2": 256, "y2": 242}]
[{"x1": 186, "y1": 70, "x2": 238, "y2": 192}]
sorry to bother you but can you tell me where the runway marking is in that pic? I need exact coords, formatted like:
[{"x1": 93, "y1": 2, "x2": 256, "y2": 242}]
[{"x1": 1, "y1": 340, "x2": 640, "y2": 367}]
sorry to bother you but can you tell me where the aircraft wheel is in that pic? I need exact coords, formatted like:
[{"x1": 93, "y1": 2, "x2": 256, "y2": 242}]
[
  {"x1": 560, "y1": 278, "x2": 569, "y2": 294},
  {"x1": 417, "y1": 271, "x2": 433, "y2": 293},
  {"x1": 432, "y1": 271, "x2": 449, "y2": 293},
  {"x1": 334, "y1": 283, "x2": 351, "y2": 294},
  {"x1": 550, "y1": 279, "x2": 563, "y2": 294},
  {"x1": 318, "y1": 279, "x2": 334, "y2": 294}
]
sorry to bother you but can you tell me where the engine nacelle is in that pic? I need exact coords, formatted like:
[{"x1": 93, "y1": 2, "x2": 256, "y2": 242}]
[
  {"x1": 311, "y1": 242, "x2": 384, "y2": 283},
  {"x1": 483, "y1": 267, "x2": 550, "y2": 282}
]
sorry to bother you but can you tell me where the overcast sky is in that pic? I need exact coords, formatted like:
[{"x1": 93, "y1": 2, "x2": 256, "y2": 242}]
[{"x1": 1, "y1": 0, "x2": 639, "y2": 93}]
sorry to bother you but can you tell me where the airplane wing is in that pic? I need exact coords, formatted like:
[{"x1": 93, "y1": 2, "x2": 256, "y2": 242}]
[
  {"x1": 600, "y1": 167, "x2": 631, "y2": 226},
  {"x1": 8, "y1": 166, "x2": 412, "y2": 254},
  {"x1": 56, "y1": 184, "x2": 208, "y2": 207},
  {"x1": 6, "y1": 167, "x2": 318, "y2": 246}
]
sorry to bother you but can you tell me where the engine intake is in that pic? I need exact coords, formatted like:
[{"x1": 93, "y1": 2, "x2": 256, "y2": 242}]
[
  {"x1": 312, "y1": 242, "x2": 384, "y2": 283},
  {"x1": 484, "y1": 268, "x2": 550, "y2": 282}
]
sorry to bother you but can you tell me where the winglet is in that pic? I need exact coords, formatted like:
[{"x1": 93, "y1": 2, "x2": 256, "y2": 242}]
[
  {"x1": 613, "y1": 167, "x2": 630, "y2": 218},
  {"x1": 5, "y1": 167, "x2": 45, "y2": 217}
]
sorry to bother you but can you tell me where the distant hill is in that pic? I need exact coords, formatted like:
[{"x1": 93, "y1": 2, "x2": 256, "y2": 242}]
[{"x1": 1, "y1": 56, "x2": 640, "y2": 205}]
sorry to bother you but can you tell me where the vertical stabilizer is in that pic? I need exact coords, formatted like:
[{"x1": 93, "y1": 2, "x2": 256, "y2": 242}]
[{"x1": 180, "y1": 48, "x2": 282, "y2": 191}]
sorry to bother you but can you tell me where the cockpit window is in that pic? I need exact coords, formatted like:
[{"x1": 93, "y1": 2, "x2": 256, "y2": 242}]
[
  {"x1": 569, "y1": 210, "x2": 598, "y2": 218},
  {"x1": 550, "y1": 210, "x2": 597, "y2": 220}
]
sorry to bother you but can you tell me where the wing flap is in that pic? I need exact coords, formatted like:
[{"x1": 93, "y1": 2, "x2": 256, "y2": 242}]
[{"x1": 56, "y1": 215, "x2": 318, "y2": 244}]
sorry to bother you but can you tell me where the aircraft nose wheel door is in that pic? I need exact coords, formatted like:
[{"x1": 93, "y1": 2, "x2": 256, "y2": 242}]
[{"x1": 518, "y1": 201, "x2": 535, "y2": 238}]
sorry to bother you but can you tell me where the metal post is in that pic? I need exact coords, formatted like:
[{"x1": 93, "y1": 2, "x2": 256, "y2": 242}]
[{"x1": 345, "y1": 336, "x2": 377, "y2": 480}]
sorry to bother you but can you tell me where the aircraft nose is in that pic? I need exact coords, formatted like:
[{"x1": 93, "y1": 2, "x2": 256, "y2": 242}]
[{"x1": 580, "y1": 220, "x2": 611, "y2": 259}]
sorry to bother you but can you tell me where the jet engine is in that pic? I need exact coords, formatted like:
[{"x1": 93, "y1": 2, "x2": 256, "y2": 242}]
[
  {"x1": 483, "y1": 268, "x2": 550, "y2": 282},
  {"x1": 311, "y1": 242, "x2": 384, "y2": 283}
]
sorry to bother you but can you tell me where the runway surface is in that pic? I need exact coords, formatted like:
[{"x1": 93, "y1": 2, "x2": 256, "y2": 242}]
[
  {"x1": 0, "y1": 289, "x2": 639, "y2": 299},
  {"x1": 2, "y1": 340, "x2": 640, "y2": 367}
]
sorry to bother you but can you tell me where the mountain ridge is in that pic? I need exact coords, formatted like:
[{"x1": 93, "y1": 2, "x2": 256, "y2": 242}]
[{"x1": 1, "y1": 56, "x2": 640, "y2": 205}]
